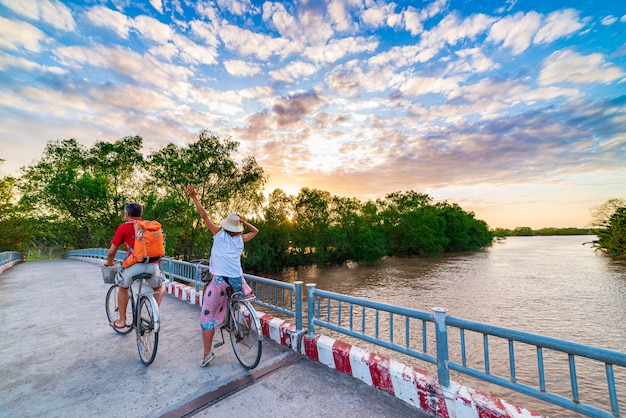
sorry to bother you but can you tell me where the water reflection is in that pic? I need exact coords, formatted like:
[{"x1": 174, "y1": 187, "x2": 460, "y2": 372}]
[{"x1": 266, "y1": 236, "x2": 626, "y2": 417}]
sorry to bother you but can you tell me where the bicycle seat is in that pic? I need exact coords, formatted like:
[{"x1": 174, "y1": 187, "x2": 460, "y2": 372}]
[{"x1": 132, "y1": 273, "x2": 153, "y2": 281}]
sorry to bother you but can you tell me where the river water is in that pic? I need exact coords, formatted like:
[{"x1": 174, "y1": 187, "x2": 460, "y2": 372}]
[{"x1": 267, "y1": 235, "x2": 626, "y2": 417}]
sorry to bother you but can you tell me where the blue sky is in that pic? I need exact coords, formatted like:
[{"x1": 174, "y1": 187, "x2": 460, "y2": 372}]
[{"x1": 0, "y1": 0, "x2": 625, "y2": 229}]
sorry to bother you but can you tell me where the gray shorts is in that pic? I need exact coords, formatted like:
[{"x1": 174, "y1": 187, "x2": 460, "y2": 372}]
[{"x1": 117, "y1": 263, "x2": 164, "y2": 289}]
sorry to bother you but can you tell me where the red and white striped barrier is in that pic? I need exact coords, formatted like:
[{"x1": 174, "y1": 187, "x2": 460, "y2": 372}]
[{"x1": 301, "y1": 333, "x2": 546, "y2": 418}]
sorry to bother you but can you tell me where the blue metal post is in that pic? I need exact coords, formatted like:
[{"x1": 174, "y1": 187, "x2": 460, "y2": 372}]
[
  {"x1": 433, "y1": 307, "x2": 450, "y2": 388},
  {"x1": 194, "y1": 264, "x2": 200, "y2": 292},
  {"x1": 307, "y1": 283, "x2": 316, "y2": 336},
  {"x1": 294, "y1": 281, "x2": 303, "y2": 332}
]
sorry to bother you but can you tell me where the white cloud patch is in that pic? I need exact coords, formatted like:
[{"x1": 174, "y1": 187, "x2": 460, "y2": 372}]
[
  {"x1": 149, "y1": 0, "x2": 163, "y2": 14},
  {"x1": 601, "y1": 15, "x2": 617, "y2": 26},
  {"x1": 539, "y1": 49, "x2": 625, "y2": 85},
  {"x1": 446, "y1": 48, "x2": 499, "y2": 75},
  {"x1": 216, "y1": 0, "x2": 255, "y2": 16},
  {"x1": 488, "y1": 11, "x2": 542, "y2": 55},
  {"x1": 303, "y1": 36, "x2": 378, "y2": 64},
  {"x1": 133, "y1": 15, "x2": 171, "y2": 44},
  {"x1": 0, "y1": 0, "x2": 76, "y2": 31},
  {"x1": 84, "y1": 5, "x2": 131, "y2": 39},
  {"x1": 269, "y1": 60, "x2": 318, "y2": 82},
  {"x1": 534, "y1": 9, "x2": 584, "y2": 44},
  {"x1": 0, "y1": 16, "x2": 48, "y2": 52},
  {"x1": 327, "y1": 0, "x2": 354, "y2": 32},
  {"x1": 224, "y1": 60, "x2": 262, "y2": 77},
  {"x1": 219, "y1": 23, "x2": 292, "y2": 60},
  {"x1": 401, "y1": 76, "x2": 461, "y2": 97}
]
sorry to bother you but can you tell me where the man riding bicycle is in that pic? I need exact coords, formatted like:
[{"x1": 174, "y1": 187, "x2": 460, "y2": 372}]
[{"x1": 104, "y1": 202, "x2": 164, "y2": 330}]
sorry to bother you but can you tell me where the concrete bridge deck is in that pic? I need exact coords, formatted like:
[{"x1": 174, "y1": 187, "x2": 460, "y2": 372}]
[{"x1": 0, "y1": 259, "x2": 429, "y2": 418}]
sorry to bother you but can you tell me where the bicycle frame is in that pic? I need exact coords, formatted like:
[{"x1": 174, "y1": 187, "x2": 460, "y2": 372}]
[
  {"x1": 130, "y1": 278, "x2": 160, "y2": 333},
  {"x1": 213, "y1": 291, "x2": 263, "y2": 369},
  {"x1": 106, "y1": 270, "x2": 161, "y2": 366}
]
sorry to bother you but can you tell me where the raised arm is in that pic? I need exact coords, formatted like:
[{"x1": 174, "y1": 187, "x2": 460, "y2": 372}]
[
  {"x1": 238, "y1": 214, "x2": 259, "y2": 243},
  {"x1": 187, "y1": 184, "x2": 220, "y2": 236}
]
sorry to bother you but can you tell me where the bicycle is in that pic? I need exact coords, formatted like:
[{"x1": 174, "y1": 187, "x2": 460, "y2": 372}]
[
  {"x1": 104, "y1": 265, "x2": 160, "y2": 366},
  {"x1": 193, "y1": 259, "x2": 263, "y2": 369}
]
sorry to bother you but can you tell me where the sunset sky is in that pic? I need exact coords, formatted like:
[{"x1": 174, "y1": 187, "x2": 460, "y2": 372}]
[{"x1": 0, "y1": 0, "x2": 625, "y2": 229}]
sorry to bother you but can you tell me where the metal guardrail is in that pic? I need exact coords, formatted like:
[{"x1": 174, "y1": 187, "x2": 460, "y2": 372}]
[
  {"x1": 63, "y1": 248, "x2": 626, "y2": 417},
  {"x1": 0, "y1": 251, "x2": 23, "y2": 270},
  {"x1": 63, "y1": 249, "x2": 304, "y2": 333},
  {"x1": 306, "y1": 284, "x2": 626, "y2": 418}
]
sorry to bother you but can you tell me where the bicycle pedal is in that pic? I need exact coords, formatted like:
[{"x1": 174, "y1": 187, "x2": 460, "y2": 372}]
[{"x1": 214, "y1": 342, "x2": 224, "y2": 348}]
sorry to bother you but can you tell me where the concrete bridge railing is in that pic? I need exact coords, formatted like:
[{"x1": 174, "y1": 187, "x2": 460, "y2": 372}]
[{"x1": 0, "y1": 251, "x2": 22, "y2": 274}]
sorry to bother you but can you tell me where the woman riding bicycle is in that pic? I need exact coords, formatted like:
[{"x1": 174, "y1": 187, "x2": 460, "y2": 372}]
[{"x1": 186, "y1": 184, "x2": 259, "y2": 367}]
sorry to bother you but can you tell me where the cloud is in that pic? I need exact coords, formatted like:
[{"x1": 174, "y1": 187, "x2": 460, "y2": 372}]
[
  {"x1": 360, "y1": 2, "x2": 401, "y2": 29},
  {"x1": 224, "y1": 60, "x2": 262, "y2": 77},
  {"x1": 327, "y1": 0, "x2": 355, "y2": 32},
  {"x1": 0, "y1": 0, "x2": 76, "y2": 31},
  {"x1": 601, "y1": 15, "x2": 617, "y2": 26},
  {"x1": 488, "y1": 11, "x2": 542, "y2": 55},
  {"x1": 84, "y1": 5, "x2": 131, "y2": 39},
  {"x1": 216, "y1": 0, "x2": 256, "y2": 16},
  {"x1": 52, "y1": 44, "x2": 194, "y2": 99},
  {"x1": 133, "y1": 15, "x2": 171, "y2": 44},
  {"x1": 219, "y1": 22, "x2": 292, "y2": 60},
  {"x1": 149, "y1": 0, "x2": 163, "y2": 14},
  {"x1": 539, "y1": 49, "x2": 625, "y2": 85},
  {"x1": 302, "y1": 36, "x2": 378, "y2": 64},
  {"x1": 401, "y1": 76, "x2": 460, "y2": 97},
  {"x1": 534, "y1": 9, "x2": 584, "y2": 44},
  {"x1": 0, "y1": 16, "x2": 48, "y2": 53},
  {"x1": 271, "y1": 90, "x2": 324, "y2": 127},
  {"x1": 269, "y1": 60, "x2": 318, "y2": 82},
  {"x1": 369, "y1": 12, "x2": 495, "y2": 69},
  {"x1": 445, "y1": 48, "x2": 499, "y2": 75}
]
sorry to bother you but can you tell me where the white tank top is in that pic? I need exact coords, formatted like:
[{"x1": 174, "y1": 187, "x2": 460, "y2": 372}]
[{"x1": 209, "y1": 229, "x2": 244, "y2": 278}]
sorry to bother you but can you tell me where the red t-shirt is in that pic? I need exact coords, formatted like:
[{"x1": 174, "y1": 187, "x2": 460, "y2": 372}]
[{"x1": 111, "y1": 220, "x2": 141, "y2": 254}]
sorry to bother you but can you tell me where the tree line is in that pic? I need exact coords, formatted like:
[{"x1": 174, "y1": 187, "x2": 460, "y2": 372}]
[
  {"x1": 0, "y1": 132, "x2": 493, "y2": 272},
  {"x1": 1, "y1": 132, "x2": 622, "y2": 271},
  {"x1": 491, "y1": 227, "x2": 594, "y2": 237}
]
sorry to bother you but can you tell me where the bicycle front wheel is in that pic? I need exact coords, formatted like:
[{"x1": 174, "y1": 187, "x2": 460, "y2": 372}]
[
  {"x1": 105, "y1": 285, "x2": 132, "y2": 335},
  {"x1": 229, "y1": 301, "x2": 262, "y2": 369},
  {"x1": 136, "y1": 296, "x2": 159, "y2": 366}
]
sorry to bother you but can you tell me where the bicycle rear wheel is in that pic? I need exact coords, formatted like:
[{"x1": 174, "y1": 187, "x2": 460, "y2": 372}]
[
  {"x1": 229, "y1": 301, "x2": 262, "y2": 369},
  {"x1": 105, "y1": 285, "x2": 132, "y2": 335},
  {"x1": 136, "y1": 296, "x2": 159, "y2": 366}
]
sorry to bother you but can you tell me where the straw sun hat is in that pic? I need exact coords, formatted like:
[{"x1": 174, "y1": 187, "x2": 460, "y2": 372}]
[{"x1": 219, "y1": 213, "x2": 244, "y2": 233}]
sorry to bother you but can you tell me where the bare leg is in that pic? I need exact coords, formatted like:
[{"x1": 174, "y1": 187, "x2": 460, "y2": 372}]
[
  {"x1": 152, "y1": 284, "x2": 164, "y2": 307},
  {"x1": 115, "y1": 287, "x2": 130, "y2": 327},
  {"x1": 202, "y1": 329, "x2": 215, "y2": 357}
]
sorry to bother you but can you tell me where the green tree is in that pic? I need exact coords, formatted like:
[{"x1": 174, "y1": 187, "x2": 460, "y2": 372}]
[
  {"x1": 146, "y1": 131, "x2": 266, "y2": 260},
  {"x1": 594, "y1": 202, "x2": 626, "y2": 257},
  {"x1": 328, "y1": 196, "x2": 386, "y2": 265},
  {"x1": 0, "y1": 161, "x2": 32, "y2": 251},
  {"x1": 18, "y1": 137, "x2": 146, "y2": 249},
  {"x1": 377, "y1": 191, "x2": 449, "y2": 256},
  {"x1": 436, "y1": 202, "x2": 493, "y2": 252},
  {"x1": 291, "y1": 188, "x2": 332, "y2": 265},
  {"x1": 245, "y1": 189, "x2": 294, "y2": 272}
]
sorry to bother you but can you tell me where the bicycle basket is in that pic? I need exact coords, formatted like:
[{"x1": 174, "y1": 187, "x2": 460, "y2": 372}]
[{"x1": 101, "y1": 266, "x2": 117, "y2": 284}]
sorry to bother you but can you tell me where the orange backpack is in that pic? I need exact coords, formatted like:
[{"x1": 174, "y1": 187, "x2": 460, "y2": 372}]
[{"x1": 122, "y1": 220, "x2": 166, "y2": 268}]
